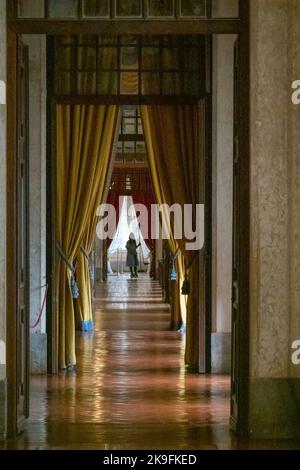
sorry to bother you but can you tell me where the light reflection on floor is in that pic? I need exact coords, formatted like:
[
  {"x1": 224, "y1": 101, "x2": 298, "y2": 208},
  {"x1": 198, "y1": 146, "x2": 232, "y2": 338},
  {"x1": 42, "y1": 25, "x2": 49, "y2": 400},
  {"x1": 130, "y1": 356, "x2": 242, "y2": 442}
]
[{"x1": 2, "y1": 275, "x2": 300, "y2": 450}]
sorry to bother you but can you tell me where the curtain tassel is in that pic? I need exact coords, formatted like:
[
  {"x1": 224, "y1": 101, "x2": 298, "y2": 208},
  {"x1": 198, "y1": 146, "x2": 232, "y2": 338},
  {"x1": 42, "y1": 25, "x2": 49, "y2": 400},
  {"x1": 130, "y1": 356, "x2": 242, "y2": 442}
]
[
  {"x1": 181, "y1": 259, "x2": 190, "y2": 295},
  {"x1": 169, "y1": 248, "x2": 180, "y2": 281},
  {"x1": 181, "y1": 254, "x2": 198, "y2": 295},
  {"x1": 89, "y1": 266, "x2": 95, "y2": 281},
  {"x1": 71, "y1": 275, "x2": 80, "y2": 299},
  {"x1": 169, "y1": 262, "x2": 177, "y2": 281},
  {"x1": 181, "y1": 275, "x2": 190, "y2": 295}
]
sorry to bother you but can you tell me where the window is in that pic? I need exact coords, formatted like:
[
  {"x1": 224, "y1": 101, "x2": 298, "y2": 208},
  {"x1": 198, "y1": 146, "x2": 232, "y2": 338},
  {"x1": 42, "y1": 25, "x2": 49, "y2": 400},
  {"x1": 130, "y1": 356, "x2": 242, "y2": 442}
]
[
  {"x1": 17, "y1": 0, "x2": 239, "y2": 19},
  {"x1": 48, "y1": 0, "x2": 78, "y2": 18},
  {"x1": 116, "y1": 107, "x2": 147, "y2": 165},
  {"x1": 116, "y1": 107, "x2": 146, "y2": 164},
  {"x1": 18, "y1": 0, "x2": 45, "y2": 17},
  {"x1": 83, "y1": 0, "x2": 110, "y2": 17},
  {"x1": 55, "y1": 35, "x2": 205, "y2": 96},
  {"x1": 179, "y1": 0, "x2": 206, "y2": 18},
  {"x1": 148, "y1": 0, "x2": 175, "y2": 18},
  {"x1": 115, "y1": 0, "x2": 142, "y2": 17}
]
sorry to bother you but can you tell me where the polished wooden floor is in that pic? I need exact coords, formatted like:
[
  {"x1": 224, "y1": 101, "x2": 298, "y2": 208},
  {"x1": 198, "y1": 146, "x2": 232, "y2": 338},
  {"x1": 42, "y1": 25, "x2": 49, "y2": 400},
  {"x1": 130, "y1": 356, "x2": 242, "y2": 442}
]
[{"x1": 3, "y1": 274, "x2": 300, "y2": 450}]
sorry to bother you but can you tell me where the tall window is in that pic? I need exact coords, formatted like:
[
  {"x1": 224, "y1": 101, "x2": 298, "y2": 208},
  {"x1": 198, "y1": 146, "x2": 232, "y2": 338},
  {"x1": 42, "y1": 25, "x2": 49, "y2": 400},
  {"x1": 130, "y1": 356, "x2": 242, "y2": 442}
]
[{"x1": 115, "y1": 107, "x2": 147, "y2": 165}]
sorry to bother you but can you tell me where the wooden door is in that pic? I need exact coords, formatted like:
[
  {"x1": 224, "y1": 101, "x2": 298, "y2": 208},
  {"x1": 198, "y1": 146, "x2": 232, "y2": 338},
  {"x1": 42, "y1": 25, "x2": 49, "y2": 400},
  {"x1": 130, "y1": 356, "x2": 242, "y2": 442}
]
[
  {"x1": 198, "y1": 97, "x2": 210, "y2": 373},
  {"x1": 16, "y1": 37, "x2": 30, "y2": 431},
  {"x1": 230, "y1": 37, "x2": 249, "y2": 435},
  {"x1": 199, "y1": 36, "x2": 212, "y2": 373}
]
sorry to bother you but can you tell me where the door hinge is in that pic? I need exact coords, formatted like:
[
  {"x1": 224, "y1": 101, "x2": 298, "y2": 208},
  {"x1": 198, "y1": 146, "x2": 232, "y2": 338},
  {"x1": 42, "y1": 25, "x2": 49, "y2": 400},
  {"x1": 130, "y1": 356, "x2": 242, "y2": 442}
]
[
  {"x1": 232, "y1": 281, "x2": 239, "y2": 309},
  {"x1": 234, "y1": 136, "x2": 239, "y2": 164}
]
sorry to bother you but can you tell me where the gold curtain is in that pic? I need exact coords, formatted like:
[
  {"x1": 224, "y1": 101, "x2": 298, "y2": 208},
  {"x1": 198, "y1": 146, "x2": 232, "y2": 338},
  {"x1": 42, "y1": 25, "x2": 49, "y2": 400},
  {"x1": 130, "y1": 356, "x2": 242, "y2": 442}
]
[
  {"x1": 56, "y1": 104, "x2": 119, "y2": 368},
  {"x1": 140, "y1": 104, "x2": 205, "y2": 369},
  {"x1": 141, "y1": 107, "x2": 186, "y2": 331},
  {"x1": 75, "y1": 116, "x2": 118, "y2": 331}
]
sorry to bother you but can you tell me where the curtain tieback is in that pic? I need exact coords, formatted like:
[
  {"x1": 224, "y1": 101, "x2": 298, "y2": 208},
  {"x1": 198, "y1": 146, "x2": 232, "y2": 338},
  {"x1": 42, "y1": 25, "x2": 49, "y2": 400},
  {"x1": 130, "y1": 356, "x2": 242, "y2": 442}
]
[
  {"x1": 56, "y1": 243, "x2": 74, "y2": 272},
  {"x1": 80, "y1": 246, "x2": 90, "y2": 260},
  {"x1": 181, "y1": 254, "x2": 198, "y2": 296},
  {"x1": 80, "y1": 246, "x2": 95, "y2": 282},
  {"x1": 56, "y1": 243, "x2": 80, "y2": 299},
  {"x1": 169, "y1": 248, "x2": 180, "y2": 281},
  {"x1": 171, "y1": 247, "x2": 180, "y2": 261}
]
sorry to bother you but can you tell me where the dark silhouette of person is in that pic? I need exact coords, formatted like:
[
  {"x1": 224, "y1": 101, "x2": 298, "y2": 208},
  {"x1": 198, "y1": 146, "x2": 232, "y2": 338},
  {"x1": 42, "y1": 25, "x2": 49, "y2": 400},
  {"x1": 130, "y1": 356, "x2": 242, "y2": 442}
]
[{"x1": 126, "y1": 233, "x2": 141, "y2": 278}]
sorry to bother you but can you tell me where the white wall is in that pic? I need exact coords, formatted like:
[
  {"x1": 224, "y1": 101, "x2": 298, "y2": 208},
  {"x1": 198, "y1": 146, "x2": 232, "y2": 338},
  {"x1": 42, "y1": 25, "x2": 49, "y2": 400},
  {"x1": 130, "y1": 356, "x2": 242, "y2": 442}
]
[
  {"x1": 211, "y1": 35, "x2": 235, "y2": 335},
  {"x1": 23, "y1": 34, "x2": 47, "y2": 334},
  {"x1": 23, "y1": 34, "x2": 47, "y2": 373}
]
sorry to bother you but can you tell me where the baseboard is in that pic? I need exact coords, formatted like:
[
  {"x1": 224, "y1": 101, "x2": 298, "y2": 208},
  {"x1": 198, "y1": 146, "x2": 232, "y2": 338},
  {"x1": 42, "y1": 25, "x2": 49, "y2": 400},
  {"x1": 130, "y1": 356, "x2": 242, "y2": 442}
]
[
  {"x1": 249, "y1": 377, "x2": 300, "y2": 438},
  {"x1": 30, "y1": 332, "x2": 47, "y2": 374},
  {"x1": 211, "y1": 332, "x2": 231, "y2": 374}
]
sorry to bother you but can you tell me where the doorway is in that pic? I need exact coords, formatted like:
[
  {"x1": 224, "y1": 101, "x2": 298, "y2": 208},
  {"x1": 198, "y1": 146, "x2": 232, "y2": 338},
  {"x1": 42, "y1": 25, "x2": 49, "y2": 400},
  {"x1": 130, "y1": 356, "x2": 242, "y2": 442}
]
[{"x1": 5, "y1": 6, "x2": 247, "y2": 440}]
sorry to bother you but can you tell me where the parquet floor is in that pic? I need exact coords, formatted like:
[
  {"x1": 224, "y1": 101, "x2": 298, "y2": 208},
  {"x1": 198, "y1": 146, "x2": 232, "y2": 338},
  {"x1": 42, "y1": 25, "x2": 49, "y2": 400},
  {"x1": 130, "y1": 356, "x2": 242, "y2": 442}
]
[{"x1": 2, "y1": 275, "x2": 299, "y2": 450}]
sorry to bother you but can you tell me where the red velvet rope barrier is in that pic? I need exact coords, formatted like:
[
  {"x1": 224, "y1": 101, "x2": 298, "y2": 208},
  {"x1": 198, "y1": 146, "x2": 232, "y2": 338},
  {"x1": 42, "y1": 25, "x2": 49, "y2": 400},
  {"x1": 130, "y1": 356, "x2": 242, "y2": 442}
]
[{"x1": 30, "y1": 284, "x2": 49, "y2": 330}]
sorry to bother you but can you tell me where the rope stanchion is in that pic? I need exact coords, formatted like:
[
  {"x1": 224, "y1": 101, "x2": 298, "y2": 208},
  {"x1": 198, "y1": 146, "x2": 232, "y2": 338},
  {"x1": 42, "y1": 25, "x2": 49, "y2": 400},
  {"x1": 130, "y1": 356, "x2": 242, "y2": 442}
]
[{"x1": 30, "y1": 284, "x2": 49, "y2": 330}]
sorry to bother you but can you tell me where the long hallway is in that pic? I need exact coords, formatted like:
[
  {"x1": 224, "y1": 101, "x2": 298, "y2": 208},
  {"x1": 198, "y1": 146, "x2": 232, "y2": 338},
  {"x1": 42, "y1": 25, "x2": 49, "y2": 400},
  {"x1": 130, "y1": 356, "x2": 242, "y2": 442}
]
[{"x1": 3, "y1": 275, "x2": 298, "y2": 450}]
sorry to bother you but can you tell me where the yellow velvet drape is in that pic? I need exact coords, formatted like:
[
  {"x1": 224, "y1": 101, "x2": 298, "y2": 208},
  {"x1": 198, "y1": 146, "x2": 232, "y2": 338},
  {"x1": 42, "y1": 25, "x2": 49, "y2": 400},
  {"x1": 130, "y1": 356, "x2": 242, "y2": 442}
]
[
  {"x1": 75, "y1": 132, "x2": 117, "y2": 331},
  {"x1": 141, "y1": 107, "x2": 186, "y2": 330},
  {"x1": 56, "y1": 104, "x2": 118, "y2": 368},
  {"x1": 140, "y1": 104, "x2": 204, "y2": 369}
]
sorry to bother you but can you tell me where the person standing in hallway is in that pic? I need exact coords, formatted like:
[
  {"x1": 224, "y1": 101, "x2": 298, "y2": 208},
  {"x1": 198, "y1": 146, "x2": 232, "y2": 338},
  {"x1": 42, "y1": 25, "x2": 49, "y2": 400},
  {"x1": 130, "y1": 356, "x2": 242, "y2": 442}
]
[
  {"x1": 126, "y1": 233, "x2": 140, "y2": 278},
  {"x1": 145, "y1": 248, "x2": 153, "y2": 277}
]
